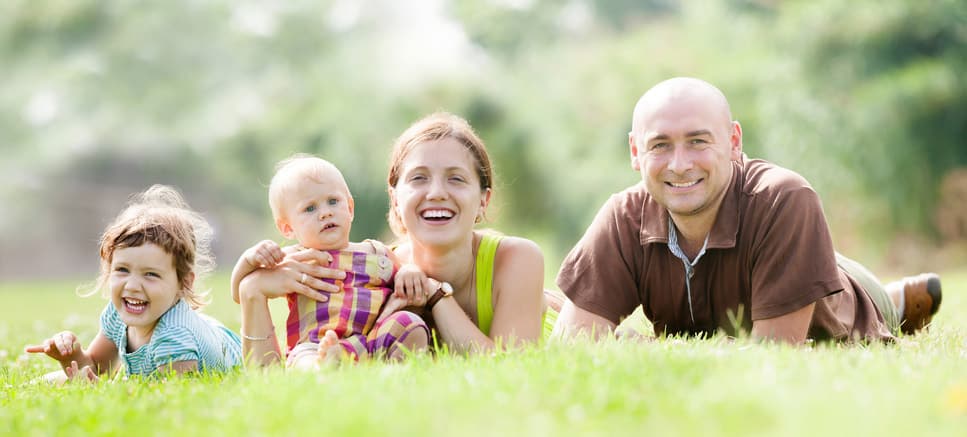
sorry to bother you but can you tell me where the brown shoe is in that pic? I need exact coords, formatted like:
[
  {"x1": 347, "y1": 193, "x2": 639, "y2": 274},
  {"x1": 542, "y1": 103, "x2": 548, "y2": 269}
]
[{"x1": 885, "y1": 273, "x2": 942, "y2": 334}]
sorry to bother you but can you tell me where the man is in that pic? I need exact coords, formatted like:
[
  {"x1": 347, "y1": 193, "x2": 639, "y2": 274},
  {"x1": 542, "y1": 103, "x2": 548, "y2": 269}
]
[{"x1": 555, "y1": 77, "x2": 941, "y2": 344}]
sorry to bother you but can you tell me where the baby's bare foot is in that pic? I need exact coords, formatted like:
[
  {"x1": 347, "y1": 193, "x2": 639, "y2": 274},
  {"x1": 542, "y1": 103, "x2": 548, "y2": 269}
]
[{"x1": 317, "y1": 330, "x2": 346, "y2": 367}]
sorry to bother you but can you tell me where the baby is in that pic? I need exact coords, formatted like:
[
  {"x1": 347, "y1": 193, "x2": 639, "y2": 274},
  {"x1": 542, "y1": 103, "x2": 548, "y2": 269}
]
[
  {"x1": 26, "y1": 185, "x2": 242, "y2": 382},
  {"x1": 231, "y1": 154, "x2": 431, "y2": 368}
]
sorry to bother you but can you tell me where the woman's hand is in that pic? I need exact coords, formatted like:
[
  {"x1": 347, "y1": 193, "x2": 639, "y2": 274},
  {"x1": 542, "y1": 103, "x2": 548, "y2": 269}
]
[{"x1": 239, "y1": 248, "x2": 347, "y2": 303}]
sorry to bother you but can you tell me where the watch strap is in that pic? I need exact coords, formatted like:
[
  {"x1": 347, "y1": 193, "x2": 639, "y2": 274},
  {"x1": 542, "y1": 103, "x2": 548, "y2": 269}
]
[{"x1": 426, "y1": 288, "x2": 447, "y2": 311}]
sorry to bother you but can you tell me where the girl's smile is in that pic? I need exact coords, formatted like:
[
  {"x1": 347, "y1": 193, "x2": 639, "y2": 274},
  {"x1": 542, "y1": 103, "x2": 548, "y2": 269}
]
[{"x1": 109, "y1": 243, "x2": 183, "y2": 338}]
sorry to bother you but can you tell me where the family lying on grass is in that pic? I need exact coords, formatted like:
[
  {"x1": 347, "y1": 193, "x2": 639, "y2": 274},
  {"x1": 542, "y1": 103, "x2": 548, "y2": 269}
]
[{"x1": 26, "y1": 77, "x2": 943, "y2": 382}]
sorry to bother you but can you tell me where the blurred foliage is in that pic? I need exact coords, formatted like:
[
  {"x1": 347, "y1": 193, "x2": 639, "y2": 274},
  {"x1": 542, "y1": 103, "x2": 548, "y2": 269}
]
[{"x1": 1, "y1": 0, "x2": 965, "y2": 279}]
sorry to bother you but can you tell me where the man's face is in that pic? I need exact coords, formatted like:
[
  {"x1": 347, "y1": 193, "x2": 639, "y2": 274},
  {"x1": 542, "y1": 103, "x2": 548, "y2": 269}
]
[{"x1": 630, "y1": 92, "x2": 741, "y2": 221}]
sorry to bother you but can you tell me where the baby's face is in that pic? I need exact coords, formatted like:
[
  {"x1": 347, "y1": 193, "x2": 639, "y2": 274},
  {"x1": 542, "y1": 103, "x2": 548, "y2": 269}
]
[{"x1": 280, "y1": 173, "x2": 354, "y2": 250}]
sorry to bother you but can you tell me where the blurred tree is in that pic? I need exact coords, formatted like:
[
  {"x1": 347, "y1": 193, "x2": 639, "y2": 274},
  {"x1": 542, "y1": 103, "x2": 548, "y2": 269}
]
[{"x1": 1, "y1": 0, "x2": 964, "y2": 279}]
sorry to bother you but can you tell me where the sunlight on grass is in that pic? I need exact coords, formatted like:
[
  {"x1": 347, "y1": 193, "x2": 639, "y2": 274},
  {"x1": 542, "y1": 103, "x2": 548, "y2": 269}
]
[{"x1": 2, "y1": 269, "x2": 965, "y2": 436}]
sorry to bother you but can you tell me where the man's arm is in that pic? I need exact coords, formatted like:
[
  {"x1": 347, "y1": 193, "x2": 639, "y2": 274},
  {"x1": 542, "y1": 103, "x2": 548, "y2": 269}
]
[
  {"x1": 553, "y1": 300, "x2": 618, "y2": 340},
  {"x1": 750, "y1": 302, "x2": 815, "y2": 345}
]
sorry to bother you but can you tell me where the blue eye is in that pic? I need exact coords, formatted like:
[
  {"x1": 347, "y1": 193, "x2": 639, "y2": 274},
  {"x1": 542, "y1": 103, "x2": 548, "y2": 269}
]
[
  {"x1": 305, "y1": 204, "x2": 316, "y2": 213},
  {"x1": 146, "y1": 271, "x2": 160, "y2": 278},
  {"x1": 327, "y1": 198, "x2": 339, "y2": 206},
  {"x1": 651, "y1": 143, "x2": 669, "y2": 150}
]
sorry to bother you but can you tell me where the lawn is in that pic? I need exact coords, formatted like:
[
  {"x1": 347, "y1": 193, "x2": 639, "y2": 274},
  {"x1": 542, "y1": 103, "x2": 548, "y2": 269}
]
[{"x1": 1, "y1": 271, "x2": 964, "y2": 436}]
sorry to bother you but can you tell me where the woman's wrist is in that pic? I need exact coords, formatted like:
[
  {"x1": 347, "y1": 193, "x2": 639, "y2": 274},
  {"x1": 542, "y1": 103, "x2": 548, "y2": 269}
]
[{"x1": 238, "y1": 274, "x2": 270, "y2": 305}]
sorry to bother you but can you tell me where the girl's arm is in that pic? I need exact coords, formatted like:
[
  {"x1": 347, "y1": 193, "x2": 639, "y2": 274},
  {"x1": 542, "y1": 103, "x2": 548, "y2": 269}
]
[
  {"x1": 157, "y1": 360, "x2": 199, "y2": 375},
  {"x1": 25, "y1": 330, "x2": 119, "y2": 384},
  {"x1": 432, "y1": 237, "x2": 545, "y2": 353},
  {"x1": 85, "y1": 330, "x2": 121, "y2": 375}
]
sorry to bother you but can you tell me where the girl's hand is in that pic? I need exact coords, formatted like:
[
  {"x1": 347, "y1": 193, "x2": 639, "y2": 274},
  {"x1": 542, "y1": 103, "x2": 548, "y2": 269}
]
[
  {"x1": 393, "y1": 264, "x2": 433, "y2": 307},
  {"x1": 243, "y1": 240, "x2": 285, "y2": 269},
  {"x1": 24, "y1": 331, "x2": 81, "y2": 364},
  {"x1": 64, "y1": 360, "x2": 99, "y2": 383}
]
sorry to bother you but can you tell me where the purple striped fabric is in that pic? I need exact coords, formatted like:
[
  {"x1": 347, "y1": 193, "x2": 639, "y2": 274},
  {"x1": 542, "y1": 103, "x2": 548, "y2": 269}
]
[
  {"x1": 338, "y1": 311, "x2": 430, "y2": 360},
  {"x1": 286, "y1": 249, "x2": 395, "y2": 352}
]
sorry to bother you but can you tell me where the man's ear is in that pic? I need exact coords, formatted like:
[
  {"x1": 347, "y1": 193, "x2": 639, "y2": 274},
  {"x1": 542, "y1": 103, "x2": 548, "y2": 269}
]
[
  {"x1": 276, "y1": 217, "x2": 294, "y2": 240},
  {"x1": 730, "y1": 121, "x2": 744, "y2": 161},
  {"x1": 629, "y1": 132, "x2": 641, "y2": 171}
]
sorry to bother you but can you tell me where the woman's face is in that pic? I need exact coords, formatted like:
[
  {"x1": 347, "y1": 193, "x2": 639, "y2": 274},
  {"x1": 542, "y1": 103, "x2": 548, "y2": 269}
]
[{"x1": 391, "y1": 137, "x2": 490, "y2": 248}]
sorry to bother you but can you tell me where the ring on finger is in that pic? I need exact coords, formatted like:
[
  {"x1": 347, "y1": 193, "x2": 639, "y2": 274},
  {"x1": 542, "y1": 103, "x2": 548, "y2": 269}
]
[{"x1": 300, "y1": 273, "x2": 307, "y2": 284}]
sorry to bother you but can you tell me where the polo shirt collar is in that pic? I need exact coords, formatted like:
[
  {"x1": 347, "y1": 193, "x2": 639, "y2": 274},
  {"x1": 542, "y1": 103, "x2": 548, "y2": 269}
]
[{"x1": 639, "y1": 157, "x2": 743, "y2": 249}]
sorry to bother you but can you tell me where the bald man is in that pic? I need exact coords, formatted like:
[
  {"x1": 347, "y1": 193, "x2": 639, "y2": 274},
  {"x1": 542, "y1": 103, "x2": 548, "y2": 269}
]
[{"x1": 555, "y1": 77, "x2": 942, "y2": 344}]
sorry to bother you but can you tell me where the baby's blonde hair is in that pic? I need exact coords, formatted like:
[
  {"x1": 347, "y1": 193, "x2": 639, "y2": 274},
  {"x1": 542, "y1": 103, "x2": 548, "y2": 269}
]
[
  {"x1": 268, "y1": 153, "x2": 351, "y2": 222},
  {"x1": 84, "y1": 185, "x2": 215, "y2": 310}
]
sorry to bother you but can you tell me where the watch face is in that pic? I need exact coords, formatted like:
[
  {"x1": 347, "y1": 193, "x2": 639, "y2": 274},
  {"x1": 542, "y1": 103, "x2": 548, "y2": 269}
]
[{"x1": 441, "y1": 282, "x2": 453, "y2": 295}]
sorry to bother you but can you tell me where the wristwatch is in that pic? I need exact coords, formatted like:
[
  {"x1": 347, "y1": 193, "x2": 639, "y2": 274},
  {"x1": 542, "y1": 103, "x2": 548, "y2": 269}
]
[{"x1": 426, "y1": 281, "x2": 454, "y2": 311}]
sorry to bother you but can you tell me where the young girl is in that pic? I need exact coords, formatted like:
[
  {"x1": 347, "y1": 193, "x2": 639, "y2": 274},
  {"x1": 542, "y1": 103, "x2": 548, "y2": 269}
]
[
  {"x1": 231, "y1": 154, "x2": 430, "y2": 368},
  {"x1": 26, "y1": 185, "x2": 242, "y2": 382}
]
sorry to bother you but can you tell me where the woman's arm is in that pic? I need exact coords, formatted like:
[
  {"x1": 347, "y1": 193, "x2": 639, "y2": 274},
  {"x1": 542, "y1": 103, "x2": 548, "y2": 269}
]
[
  {"x1": 238, "y1": 273, "x2": 283, "y2": 366},
  {"x1": 432, "y1": 237, "x2": 544, "y2": 353},
  {"x1": 487, "y1": 237, "x2": 544, "y2": 346},
  {"x1": 237, "y1": 249, "x2": 347, "y2": 366}
]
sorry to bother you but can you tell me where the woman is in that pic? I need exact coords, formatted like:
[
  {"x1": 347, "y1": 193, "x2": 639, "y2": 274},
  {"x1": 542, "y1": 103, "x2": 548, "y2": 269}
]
[
  {"x1": 236, "y1": 112, "x2": 545, "y2": 364},
  {"x1": 386, "y1": 112, "x2": 546, "y2": 353}
]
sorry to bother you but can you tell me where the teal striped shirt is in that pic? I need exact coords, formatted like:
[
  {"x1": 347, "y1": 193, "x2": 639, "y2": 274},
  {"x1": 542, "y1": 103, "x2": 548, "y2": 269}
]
[{"x1": 100, "y1": 299, "x2": 241, "y2": 376}]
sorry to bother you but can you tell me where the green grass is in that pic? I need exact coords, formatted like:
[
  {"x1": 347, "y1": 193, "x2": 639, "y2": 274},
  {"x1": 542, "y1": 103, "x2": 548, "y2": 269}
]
[{"x1": 1, "y1": 272, "x2": 965, "y2": 436}]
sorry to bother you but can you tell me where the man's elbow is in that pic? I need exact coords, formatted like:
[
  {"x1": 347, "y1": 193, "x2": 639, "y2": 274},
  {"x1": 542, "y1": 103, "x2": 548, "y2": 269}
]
[{"x1": 552, "y1": 300, "x2": 617, "y2": 341}]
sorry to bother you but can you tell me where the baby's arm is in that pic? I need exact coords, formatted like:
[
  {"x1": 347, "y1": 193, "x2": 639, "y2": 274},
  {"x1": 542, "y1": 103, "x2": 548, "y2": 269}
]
[
  {"x1": 231, "y1": 240, "x2": 285, "y2": 303},
  {"x1": 377, "y1": 264, "x2": 441, "y2": 323}
]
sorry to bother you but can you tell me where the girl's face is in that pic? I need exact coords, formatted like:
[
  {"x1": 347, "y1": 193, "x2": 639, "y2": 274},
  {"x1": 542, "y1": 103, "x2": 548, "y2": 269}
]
[
  {"x1": 391, "y1": 138, "x2": 490, "y2": 248},
  {"x1": 109, "y1": 243, "x2": 184, "y2": 332}
]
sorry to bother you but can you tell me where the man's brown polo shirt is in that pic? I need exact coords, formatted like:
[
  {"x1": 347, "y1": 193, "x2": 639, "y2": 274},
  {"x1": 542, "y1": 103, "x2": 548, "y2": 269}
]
[{"x1": 557, "y1": 156, "x2": 893, "y2": 341}]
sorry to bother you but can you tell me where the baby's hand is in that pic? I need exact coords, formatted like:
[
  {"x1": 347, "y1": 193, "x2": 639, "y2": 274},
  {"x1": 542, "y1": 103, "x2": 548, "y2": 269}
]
[
  {"x1": 24, "y1": 331, "x2": 81, "y2": 364},
  {"x1": 244, "y1": 240, "x2": 285, "y2": 269},
  {"x1": 376, "y1": 295, "x2": 409, "y2": 324},
  {"x1": 394, "y1": 264, "x2": 432, "y2": 307}
]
